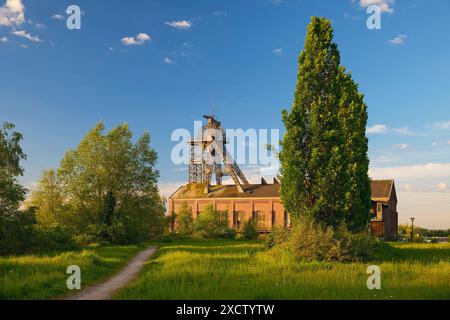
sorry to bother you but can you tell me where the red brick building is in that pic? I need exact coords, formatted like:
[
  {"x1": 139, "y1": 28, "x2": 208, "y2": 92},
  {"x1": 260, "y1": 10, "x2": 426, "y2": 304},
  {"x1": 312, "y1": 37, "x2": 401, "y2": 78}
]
[{"x1": 168, "y1": 178, "x2": 398, "y2": 239}]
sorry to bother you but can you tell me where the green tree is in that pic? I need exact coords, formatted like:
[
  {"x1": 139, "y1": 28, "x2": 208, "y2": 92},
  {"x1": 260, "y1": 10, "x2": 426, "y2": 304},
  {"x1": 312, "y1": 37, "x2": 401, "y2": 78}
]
[
  {"x1": 338, "y1": 70, "x2": 371, "y2": 232},
  {"x1": 280, "y1": 17, "x2": 348, "y2": 229},
  {"x1": 176, "y1": 201, "x2": 193, "y2": 236},
  {"x1": 0, "y1": 122, "x2": 27, "y2": 214},
  {"x1": 28, "y1": 169, "x2": 67, "y2": 228},
  {"x1": 32, "y1": 121, "x2": 165, "y2": 244},
  {"x1": 0, "y1": 122, "x2": 35, "y2": 255}
]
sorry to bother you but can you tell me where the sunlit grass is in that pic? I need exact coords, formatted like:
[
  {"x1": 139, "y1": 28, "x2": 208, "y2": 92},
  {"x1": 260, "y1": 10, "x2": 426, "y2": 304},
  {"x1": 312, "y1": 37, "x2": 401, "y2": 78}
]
[
  {"x1": 115, "y1": 240, "x2": 450, "y2": 300},
  {"x1": 0, "y1": 244, "x2": 144, "y2": 300}
]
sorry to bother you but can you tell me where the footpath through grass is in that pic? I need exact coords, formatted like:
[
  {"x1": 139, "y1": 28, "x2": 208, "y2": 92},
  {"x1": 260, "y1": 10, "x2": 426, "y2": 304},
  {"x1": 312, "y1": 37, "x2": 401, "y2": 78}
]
[
  {"x1": 0, "y1": 244, "x2": 145, "y2": 300},
  {"x1": 115, "y1": 240, "x2": 450, "y2": 300}
]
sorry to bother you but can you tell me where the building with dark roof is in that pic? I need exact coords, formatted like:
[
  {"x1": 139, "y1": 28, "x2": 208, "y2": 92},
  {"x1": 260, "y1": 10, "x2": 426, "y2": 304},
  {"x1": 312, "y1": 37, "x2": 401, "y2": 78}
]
[{"x1": 168, "y1": 178, "x2": 399, "y2": 239}]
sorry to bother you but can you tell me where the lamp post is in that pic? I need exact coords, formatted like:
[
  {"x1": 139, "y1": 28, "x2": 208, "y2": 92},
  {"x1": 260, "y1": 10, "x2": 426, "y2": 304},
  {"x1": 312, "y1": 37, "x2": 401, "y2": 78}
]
[{"x1": 410, "y1": 217, "x2": 415, "y2": 242}]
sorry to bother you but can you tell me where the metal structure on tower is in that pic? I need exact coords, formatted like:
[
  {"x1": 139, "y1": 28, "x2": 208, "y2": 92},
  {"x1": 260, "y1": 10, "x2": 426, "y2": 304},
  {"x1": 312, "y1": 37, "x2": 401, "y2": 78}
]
[{"x1": 188, "y1": 115, "x2": 249, "y2": 193}]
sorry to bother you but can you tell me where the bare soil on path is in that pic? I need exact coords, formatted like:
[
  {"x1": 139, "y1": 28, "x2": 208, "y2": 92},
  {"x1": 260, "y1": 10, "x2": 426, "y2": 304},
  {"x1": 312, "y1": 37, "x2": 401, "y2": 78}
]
[{"x1": 66, "y1": 246, "x2": 157, "y2": 300}]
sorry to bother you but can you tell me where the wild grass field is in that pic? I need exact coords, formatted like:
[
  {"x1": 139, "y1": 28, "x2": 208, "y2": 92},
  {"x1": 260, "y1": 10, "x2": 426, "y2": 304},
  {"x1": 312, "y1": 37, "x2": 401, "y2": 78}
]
[
  {"x1": 115, "y1": 240, "x2": 450, "y2": 300},
  {"x1": 0, "y1": 244, "x2": 145, "y2": 300}
]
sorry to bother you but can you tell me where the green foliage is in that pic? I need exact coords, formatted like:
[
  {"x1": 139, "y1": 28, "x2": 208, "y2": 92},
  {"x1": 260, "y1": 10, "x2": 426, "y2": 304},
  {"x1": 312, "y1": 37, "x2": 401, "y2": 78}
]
[
  {"x1": 193, "y1": 204, "x2": 234, "y2": 239},
  {"x1": 274, "y1": 218, "x2": 381, "y2": 262},
  {"x1": 338, "y1": 71, "x2": 371, "y2": 233},
  {"x1": 176, "y1": 201, "x2": 193, "y2": 236},
  {"x1": 29, "y1": 122, "x2": 165, "y2": 244},
  {"x1": 241, "y1": 218, "x2": 258, "y2": 240},
  {"x1": 279, "y1": 17, "x2": 370, "y2": 232},
  {"x1": 0, "y1": 122, "x2": 33, "y2": 255}
]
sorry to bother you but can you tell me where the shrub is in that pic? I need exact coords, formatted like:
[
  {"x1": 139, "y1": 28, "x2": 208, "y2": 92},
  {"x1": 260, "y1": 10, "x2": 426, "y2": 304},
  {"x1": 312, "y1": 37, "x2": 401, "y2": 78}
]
[
  {"x1": 273, "y1": 219, "x2": 381, "y2": 262},
  {"x1": 176, "y1": 202, "x2": 193, "y2": 236},
  {"x1": 241, "y1": 218, "x2": 258, "y2": 240},
  {"x1": 33, "y1": 224, "x2": 78, "y2": 251},
  {"x1": 193, "y1": 204, "x2": 234, "y2": 239}
]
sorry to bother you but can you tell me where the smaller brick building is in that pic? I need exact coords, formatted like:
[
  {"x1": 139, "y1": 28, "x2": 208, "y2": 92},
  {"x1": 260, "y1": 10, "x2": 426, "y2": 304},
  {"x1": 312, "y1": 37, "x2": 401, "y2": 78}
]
[
  {"x1": 370, "y1": 180, "x2": 398, "y2": 240},
  {"x1": 168, "y1": 178, "x2": 398, "y2": 239}
]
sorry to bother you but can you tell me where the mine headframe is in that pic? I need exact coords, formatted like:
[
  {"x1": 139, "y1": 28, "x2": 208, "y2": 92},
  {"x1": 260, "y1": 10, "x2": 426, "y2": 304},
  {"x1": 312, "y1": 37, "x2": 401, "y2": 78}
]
[{"x1": 188, "y1": 115, "x2": 249, "y2": 193}]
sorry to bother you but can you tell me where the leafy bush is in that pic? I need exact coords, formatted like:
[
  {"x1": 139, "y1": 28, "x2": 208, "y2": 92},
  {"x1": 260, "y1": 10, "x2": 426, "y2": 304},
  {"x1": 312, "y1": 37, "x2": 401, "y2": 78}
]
[
  {"x1": 272, "y1": 219, "x2": 381, "y2": 262},
  {"x1": 0, "y1": 208, "x2": 36, "y2": 255},
  {"x1": 193, "y1": 204, "x2": 235, "y2": 239},
  {"x1": 33, "y1": 224, "x2": 78, "y2": 251},
  {"x1": 241, "y1": 218, "x2": 258, "y2": 240},
  {"x1": 176, "y1": 202, "x2": 193, "y2": 236}
]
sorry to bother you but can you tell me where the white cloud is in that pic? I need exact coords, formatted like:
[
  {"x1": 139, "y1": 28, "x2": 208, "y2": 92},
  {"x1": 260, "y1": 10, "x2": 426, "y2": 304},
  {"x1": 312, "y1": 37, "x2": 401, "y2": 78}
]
[
  {"x1": 389, "y1": 34, "x2": 407, "y2": 45},
  {"x1": 121, "y1": 32, "x2": 151, "y2": 46},
  {"x1": 213, "y1": 11, "x2": 227, "y2": 16},
  {"x1": 20, "y1": 43, "x2": 27, "y2": 48},
  {"x1": 367, "y1": 124, "x2": 388, "y2": 134},
  {"x1": 0, "y1": 0, "x2": 25, "y2": 27},
  {"x1": 434, "y1": 120, "x2": 450, "y2": 131},
  {"x1": 394, "y1": 143, "x2": 409, "y2": 150},
  {"x1": 272, "y1": 0, "x2": 283, "y2": 5},
  {"x1": 359, "y1": 0, "x2": 395, "y2": 14},
  {"x1": 402, "y1": 184, "x2": 413, "y2": 192},
  {"x1": 370, "y1": 163, "x2": 450, "y2": 182},
  {"x1": 437, "y1": 182, "x2": 449, "y2": 191},
  {"x1": 272, "y1": 48, "x2": 283, "y2": 56},
  {"x1": 12, "y1": 30, "x2": 42, "y2": 42},
  {"x1": 0, "y1": 36, "x2": 7, "y2": 42},
  {"x1": 164, "y1": 57, "x2": 174, "y2": 64},
  {"x1": 367, "y1": 124, "x2": 420, "y2": 136},
  {"x1": 165, "y1": 20, "x2": 192, "y2": 30},
  {"x1": 51, "y1": 14, "x2": 65, "y2": 20}
]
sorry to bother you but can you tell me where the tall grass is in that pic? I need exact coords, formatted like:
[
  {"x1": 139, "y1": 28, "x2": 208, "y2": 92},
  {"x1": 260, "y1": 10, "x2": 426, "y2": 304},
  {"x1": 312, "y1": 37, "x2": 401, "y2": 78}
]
[
  {"x1": 115, "y1": 240, "x2": 450, "y2": 300},
  {"x1": 0, "y1": 244, "x2": 144, "y2": 300}
]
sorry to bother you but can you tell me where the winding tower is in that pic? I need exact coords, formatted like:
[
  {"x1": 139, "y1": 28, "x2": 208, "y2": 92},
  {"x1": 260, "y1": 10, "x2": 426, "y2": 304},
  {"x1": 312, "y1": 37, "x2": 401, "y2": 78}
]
[{"x1": 188, "y1": 115, "x2": 249, "y2": 193}]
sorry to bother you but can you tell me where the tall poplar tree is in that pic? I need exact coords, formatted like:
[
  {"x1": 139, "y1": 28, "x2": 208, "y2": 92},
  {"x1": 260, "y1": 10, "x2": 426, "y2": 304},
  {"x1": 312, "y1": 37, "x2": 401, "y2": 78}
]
[
  {"x1": 338, "y1": 72, "x2": 371, "y2": 232},
  {"x1": 280, "y1": 17, "x2": 370, "y2": 231}
]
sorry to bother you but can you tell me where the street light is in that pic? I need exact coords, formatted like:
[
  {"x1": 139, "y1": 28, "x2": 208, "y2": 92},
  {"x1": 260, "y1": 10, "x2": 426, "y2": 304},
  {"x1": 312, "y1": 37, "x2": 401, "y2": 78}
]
[{"x1": 410, "y1": 217, "x2": 415, "y2": 242}]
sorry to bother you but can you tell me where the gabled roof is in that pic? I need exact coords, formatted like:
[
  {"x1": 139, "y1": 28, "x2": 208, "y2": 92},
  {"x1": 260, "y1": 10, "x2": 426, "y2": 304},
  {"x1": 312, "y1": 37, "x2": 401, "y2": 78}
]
[
  {"x1": 169, "y1": 183, "x2": 280, "y2": 199},
  {"x1": 371, "y1": 180, "x2": 395, "y2": 202},
  {"x1": 169, "y1": 180, "x2": 396, "y2": 202}
]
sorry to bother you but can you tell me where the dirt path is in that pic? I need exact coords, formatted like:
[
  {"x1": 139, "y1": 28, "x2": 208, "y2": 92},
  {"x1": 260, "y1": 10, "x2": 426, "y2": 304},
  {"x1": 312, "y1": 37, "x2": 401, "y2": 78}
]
[{"x1": 67, "y1": 246, "x2": 157, "y2": 300}]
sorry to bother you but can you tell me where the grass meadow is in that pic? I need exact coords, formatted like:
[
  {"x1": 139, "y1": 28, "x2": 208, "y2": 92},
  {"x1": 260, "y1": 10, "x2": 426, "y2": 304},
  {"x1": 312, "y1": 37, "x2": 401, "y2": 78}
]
[
  {"x1": 115, "y1": 240, "x2": 450, "y2": 300},
  {"x1": 0, "y1": 244, "x2": 145, "y2": 299}
]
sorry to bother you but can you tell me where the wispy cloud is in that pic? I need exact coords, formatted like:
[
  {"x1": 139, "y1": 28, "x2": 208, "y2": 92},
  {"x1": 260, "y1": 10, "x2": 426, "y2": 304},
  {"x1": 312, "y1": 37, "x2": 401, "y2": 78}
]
[
  {"x1": 213, "y1": 11, "x2": 228, "y2": 16},
  {"x1": 394, "y1": 143, "x2": 409, "y2": 150},
  {"x1": 165, "y1": 20, "x2": 192, "y2": 30},
  {"x1": 12, "y1": 30, "x2": 42, "y2": 42},
  {"x1": 0, "y1": 0, "x2": 25, "y2": 27},
  {"x1": 436, "y1": 182, "x2": 449, "y2": 191},
  {"x1": 164, "y1": 57, "x2": 174, "y2": 64},
  {"x1": 367, "y1": 124, "x2": 388, "y2": 134},
  {"x1": 389, "y1": 34, "x2": 407, "y2": 45},
  {"x1": 367, "y1": 124, "x2": 420, "y2": 136},
  {"x1": 359, "y1": 0, "x2": 395, "y2": 14},
  {"x1": 51, "y1": 14, "x2": 65, "y2": 20},
  {"x1": 0, "y1": 36, "x2": 8, "y2": 42},
  {"x1": 272, "y1": 48, "x2": 283, "y2": 56},
  {"x1": 121, "y1": 33, "x2": 151, "y2": 46},
  {"x1": 434, "y1": 120, "x2": 450, "y2": 131}
]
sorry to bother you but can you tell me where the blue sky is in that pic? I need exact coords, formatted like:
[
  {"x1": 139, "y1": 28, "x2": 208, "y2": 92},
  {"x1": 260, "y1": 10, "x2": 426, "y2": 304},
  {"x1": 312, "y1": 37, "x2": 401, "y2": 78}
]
[{"x1": 1, "y1": 0, "x2": 450, "y2": 228}]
